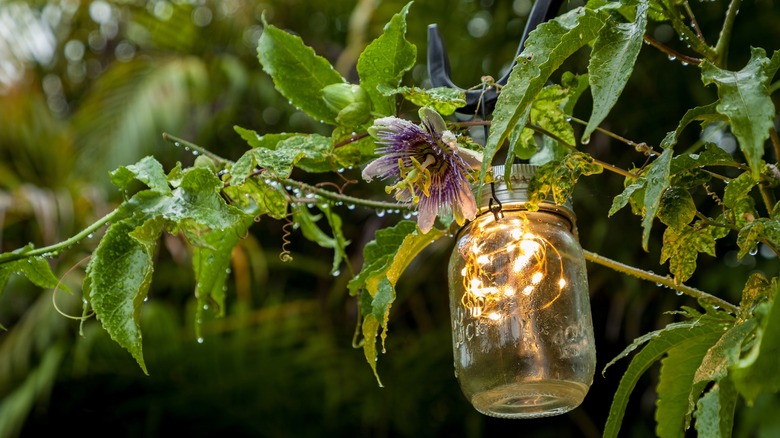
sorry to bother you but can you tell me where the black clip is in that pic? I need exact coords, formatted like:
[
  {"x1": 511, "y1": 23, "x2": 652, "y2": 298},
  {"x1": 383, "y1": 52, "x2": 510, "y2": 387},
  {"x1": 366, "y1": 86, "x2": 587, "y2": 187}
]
[
  {"x1": 488, "y1": 182, "x2": 504, "y2": 222},
  {"x1": 427, "y1": 0, "x2": 564, "y2": 117}
]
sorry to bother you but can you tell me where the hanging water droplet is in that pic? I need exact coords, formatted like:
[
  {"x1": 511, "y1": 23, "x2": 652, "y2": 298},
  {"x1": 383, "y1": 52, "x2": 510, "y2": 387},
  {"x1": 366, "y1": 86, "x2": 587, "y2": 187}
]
[
  {"x1": 749, "y1": 247, "x2": 758, "y2": 256},
  {"x1": 203, "y1": 304, "x2": 209, "y2": 310},
  {"x1": 676, "y1": 291, "x2": 683, "y2": 296},
  {"x1": 87, "y1": 233, "x2": 94, "y2": 239},
  {"x1": 174, "y1": 142, "x2": 181, "y2": 147},
  {"x1": 225, "y1": 268, "x2": 232, "y2": 274},
  {"x1": 347, "y1": 204, "x2": 356, "y2": 210},
  {"x1": 192, "y1": 150, "x2": 199, "y2": 156},
  {"x1": 377, "y1": 209, "x2": 386, "y2": 217},
  {"x1": 332, "y1": 269, "x2": 341, "y2": 277},
  {"x1": 197, "y1": 337, "x2": 204, "y2": 344},
  {"x1": 667, "y1": 55, "x2": 677, "y2": 61},
  {"x1": 403, "y1": 211, "x2": 413, "y2": 219}
]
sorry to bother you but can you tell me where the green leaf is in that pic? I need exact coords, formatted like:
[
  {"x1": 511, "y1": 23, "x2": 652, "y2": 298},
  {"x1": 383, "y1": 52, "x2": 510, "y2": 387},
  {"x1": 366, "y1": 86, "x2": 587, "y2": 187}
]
[
  {"x1": 670, "y1": 143, "x2": 736, "y2": 176},
  {"x1": 603, "y1": 316, "x2": 727, "y2": 438},
  {"x1": 657, "y1": 186, "x2": 696, "y2": 230},
  {"x1": 640, "y1": 146, "x2": 673, "y2": 251},
  {"x1": 377, "y1": 85, "x2": 465, "y2": 115},
  {"x1": 356, "y1": 1, "x2": 416, "y2": 117},
  {"x1": 257, "y1": 19, "x2": 345, "y2": 124},
  {"x1": 732, "y1": 281, "x2": 780, "y2": 403},
  {"x1": 86, "y1": 217, "x2": 163, "y2": 374},
  {"x1": 223, "y1": 179, "x2": 288, "y2": 219},
  {"x1": 723, "y1": 171, "x2": 757, "y2": 228},
  {"x1": 583, "y1": 0, "x2": 647, "y2": 142},
  {"x1": 349, "y1": 220, "x2": 445, "y2": 384},
  {"x1": 660, "y1": 224, "x2": 716, "y2": 282},
  {"x1": 663, "y1": 103, "x2": 728, "y2": 153},
  {"x1": 609, "y1": 180, "x2": 643, "y2": 217},
  {"x1": 192, "y1": 216, "x2": 253, "y2": 323},
  {"x1": 234, "y1": 126, "x2": 297, "y2": 151},
  {"x1": 694, "y1": 378, "x2": 737, "y2": 438},
  {"x1": 655, "y1": 322, "x2": 727, "y2": 436},
  {"x1": 701, "y1": 48, "x2": 780, "y2": 180},
  {"x1": 526, "y1": 151, "x2": 603, "y2": 210},
  {"x1": 0, "y1": 255, "x2": 65, "y2": 294},
  {"x1": 690, "y1": 318, "x2": 755, "y2": 414},
  {"x1": 737, "y1": 218, "x2": 780, "y2": 259},
  {"x1": 109, "y1": 156, "x2": 171, "y2": 195},
  {"x1": 739, "y1": 273, "x2": 772, "y2": 320},
  {"x1": 293, "y1": 204, "x2": 349, "y2": 275},
  {"x1": 483, "y1": 7, "x2": 605, "y2": 186},
  {"x1": 524, "y1": 79, "x2": 588, "y2": 164}
]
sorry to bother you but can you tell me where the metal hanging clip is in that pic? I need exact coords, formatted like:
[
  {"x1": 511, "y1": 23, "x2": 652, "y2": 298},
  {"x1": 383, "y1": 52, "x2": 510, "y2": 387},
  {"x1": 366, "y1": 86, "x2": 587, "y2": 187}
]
[{"x1": 426, "y1": 0, "x2": 564, "y2": 116}]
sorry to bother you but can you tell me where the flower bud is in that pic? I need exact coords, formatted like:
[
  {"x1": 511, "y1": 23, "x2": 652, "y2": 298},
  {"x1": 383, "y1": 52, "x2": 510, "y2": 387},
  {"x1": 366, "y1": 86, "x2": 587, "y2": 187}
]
[{"x1": 322, "y1": 83, "x2": 372, "y2": 126}]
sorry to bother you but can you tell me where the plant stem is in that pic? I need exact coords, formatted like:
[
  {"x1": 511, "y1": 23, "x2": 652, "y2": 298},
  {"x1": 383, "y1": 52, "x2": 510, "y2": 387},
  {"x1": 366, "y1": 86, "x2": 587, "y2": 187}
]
[
  {"x1": 683, "y1": 1, "x2": 706, "y2": 42},
  {"x1": 665, "y1": 2, "x2": 718, "y2": 62},
  {"x1": 642, "y1": 35, "x2": 702, "y2": 66},
  {"x1": 568, "y1": 115, "x2": 661, "y2": 155},
  {"x1": 583, "y1": 249, "x2": 739, "y2": 314},
  {"x1": 162, "y1": 133, "x2": 228, "y2": 166},
  {"x1": 283, "y1": 179, "x2": 414, "y2": 212},
  {"x1": 714, "y1": 0, "x2": 743, "y2": 68},
  {"x1": 525, "y1": 124, "x2": 637, "y2": 179},
  {"x1": 0, "y1": 209, "x2": 121, "y2": 265},
  {"x1": 770, "y1": 127, "x2": 780, "y2": 164}
]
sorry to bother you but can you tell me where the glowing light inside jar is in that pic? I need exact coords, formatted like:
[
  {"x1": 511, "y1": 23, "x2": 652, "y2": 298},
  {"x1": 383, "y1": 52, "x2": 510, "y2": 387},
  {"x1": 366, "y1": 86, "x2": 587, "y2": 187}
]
[{"x1": 459, "y1": 215, "x2": 567, "y2": 321}]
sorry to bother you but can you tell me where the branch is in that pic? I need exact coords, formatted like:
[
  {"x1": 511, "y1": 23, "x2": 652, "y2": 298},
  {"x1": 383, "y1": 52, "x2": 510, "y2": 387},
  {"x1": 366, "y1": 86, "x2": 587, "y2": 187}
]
[
  {"x1": 642, "y1": 35, "x2": 702, "y2": 66},
  {"x1": 0, "y1": 209, "x2": 121, "y2": 265},
  {"x1": 163, "y1": 133, "x2": 228, "y2": 166},
  {"x1": 524, "y1": 124, "x2": 637, "y2": 179},
  {"x1": 583, "y1": 249, "x2": 739, "y2": 314},
  {"x1": 283, "y1": 178, "x2": 414, "y2": 212}
]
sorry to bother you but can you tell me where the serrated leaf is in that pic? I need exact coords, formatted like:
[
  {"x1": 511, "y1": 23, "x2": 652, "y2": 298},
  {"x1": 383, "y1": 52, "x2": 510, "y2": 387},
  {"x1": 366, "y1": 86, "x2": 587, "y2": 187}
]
[
  {"x1": 192, "y1": 215, "x2": 253, "y2": 324},
  {"x1": 526, "y1": 151, "x2": 603, "y2": 210},
  {"x1": 234, "y1": 126, "x2": 297, "y2": 150},
  {"x1": 701, "y1": 48, "x2": 780, "y2": 180},
  {"x1": 723, "y1": 171, "x2": 757, "y2": 228},
  {"x1": 660, "y1": 224, "x2": 716, "y2": 282},
  {"x1": 356, "y1": 2, "x2": 416, "y2": 116},
  {"x1": 349, "y1": 221, "x2": 445, "y2": 385},
  {"x1": 664, "y1": 103, "x2": 729, "y2": 153},
  {"x1": 641, "y1": 147, "x2": 673, "y2": 250},
  {"x1": 257, "y1": 20, "x2": 344, "y2": 124},
  {"x1": 609, "y1": 180, "x2": 643, "y2": 216},
  {"x1": 689, "y1": 318, "x2": 755, "y2": 416},
  {"x1": 86, "y1": 217, "x2": 163, "y2": 374},
  {"x1": 737, "y1": 218, "x2": 780, "y2": 259},
  {"x1": 583, "y1": 0, "x2": 647, "y2": 142},
  {"x1": 732, "y1": 282, "x2": 780, "y2": 403},
  {"x1": 603, "y1": 317, "x2": 726, "y2": 438},
  {"x1": 655, "y1": 322, "x2": 726, "y2": 436},
  {"x1": 109, "y1": 156, "x2": 171, "y2": 195},
  {"x1": 377, "y1": 85, "x2": 465, "y2": 115},
  {"x1": 670, "y1": 143, "x2": 736, "y2": 176},
  {"x1": 694, "y1": 377, "x2": 737, "y2": 438},
  {"x1": 483, "y1": 7, "x2": 605, "y2": 186},
  {"x1": 739, "y1": 273, "x2": 771, "y2": 320},
  {"x1": 223, "y1": 179, "x2": 288, "y2": 219},
  {"x1": 293, "y1": 204, "x2": 349, "y2": 275},
  {"x1": 657, "y1": 186, "x2": 696, "y2": 230},
  {"x1": 0, "y1": 255, "x2": 66, "y2": 294},
  {"x1": 525, "y1": 81, "x2": 586, "y2": 163}
]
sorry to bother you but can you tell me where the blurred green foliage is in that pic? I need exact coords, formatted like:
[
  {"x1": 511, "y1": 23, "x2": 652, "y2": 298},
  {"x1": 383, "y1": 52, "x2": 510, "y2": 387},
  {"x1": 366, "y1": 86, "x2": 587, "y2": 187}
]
[{"x1": 1, "y1": 0, "x2": 779, "y2": 437}]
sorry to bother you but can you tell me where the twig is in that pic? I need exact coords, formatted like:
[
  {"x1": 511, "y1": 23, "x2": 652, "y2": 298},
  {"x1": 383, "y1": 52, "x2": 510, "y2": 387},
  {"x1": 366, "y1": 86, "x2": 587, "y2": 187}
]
[
  {"x1": 583, "y1": 249, "x2": 739, "y2": 314},
  {"x1": 642, "y1": 35, "x2": 702, "y2": 66},
  {"x1": 162, "y1": 133, "x2": 228, "y2": 166}
]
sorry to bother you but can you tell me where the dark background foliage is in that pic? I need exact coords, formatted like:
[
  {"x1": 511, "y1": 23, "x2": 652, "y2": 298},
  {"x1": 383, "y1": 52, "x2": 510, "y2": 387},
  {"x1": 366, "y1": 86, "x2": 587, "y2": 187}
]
[{"x1": 1, "y1": 0, "x2": 778, "y2": 436}]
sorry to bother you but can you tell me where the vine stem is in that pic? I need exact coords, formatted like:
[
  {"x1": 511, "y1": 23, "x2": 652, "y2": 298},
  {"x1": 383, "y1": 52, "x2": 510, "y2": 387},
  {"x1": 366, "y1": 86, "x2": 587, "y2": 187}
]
[
  {"x1": 583, "y1": 249, "x2": 739, "y2": 314},
  {"x1": 283, "y1": 178, "x2": 414, "y2": 212},
  {"x1": 0, "y1": 209, "x2": 121, "y2": 265},
  {"x1": 642, "y1": 35, "x2": 702, "y2": 66},
  {"x1": 525, "y1": 124, "x2": 637, "y2": 179},
  {"x1": 162, "y1": 133, "x2": 228, "y2": 166},
  {"x1": 714, "y1": 0, "x2": 743, "y2": 68}
]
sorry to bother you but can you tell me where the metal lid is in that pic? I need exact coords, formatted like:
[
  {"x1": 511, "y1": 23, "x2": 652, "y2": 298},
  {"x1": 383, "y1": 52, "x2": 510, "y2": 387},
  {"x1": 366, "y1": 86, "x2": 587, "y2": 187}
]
[{"x1": 475, "y1": 164, "x2": 577, "y2": 230}]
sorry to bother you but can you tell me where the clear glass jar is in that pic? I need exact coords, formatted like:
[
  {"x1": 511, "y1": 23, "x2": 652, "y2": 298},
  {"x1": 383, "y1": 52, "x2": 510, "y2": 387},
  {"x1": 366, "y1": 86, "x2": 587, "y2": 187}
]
[{"x1": 448, "y1": 164, "x2": 596, "y2": 419}]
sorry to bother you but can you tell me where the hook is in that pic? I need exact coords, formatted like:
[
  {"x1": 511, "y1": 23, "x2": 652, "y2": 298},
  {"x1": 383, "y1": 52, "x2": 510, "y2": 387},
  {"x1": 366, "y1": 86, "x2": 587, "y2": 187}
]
[{"x1": 427, "y1": 0, "x2": 564, "y2": 116}]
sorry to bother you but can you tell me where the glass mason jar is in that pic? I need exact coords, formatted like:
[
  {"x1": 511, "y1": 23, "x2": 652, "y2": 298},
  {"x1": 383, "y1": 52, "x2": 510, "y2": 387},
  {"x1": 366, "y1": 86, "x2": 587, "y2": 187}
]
[{"x1": 448, "y1": 164, "x2": 596, "y2": 419}]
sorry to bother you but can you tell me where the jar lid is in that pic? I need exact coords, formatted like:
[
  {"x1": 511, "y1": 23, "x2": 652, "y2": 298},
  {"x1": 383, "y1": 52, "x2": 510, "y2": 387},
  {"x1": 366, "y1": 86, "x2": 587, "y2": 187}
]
[{"x1": 475, "y1": 164, "x2": 577, "y2": 229}]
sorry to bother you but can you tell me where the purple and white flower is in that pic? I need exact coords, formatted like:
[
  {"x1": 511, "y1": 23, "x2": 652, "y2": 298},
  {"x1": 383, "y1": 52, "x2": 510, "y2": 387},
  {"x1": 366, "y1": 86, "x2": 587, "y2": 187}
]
[{"x1": 362, "y1": 107, "x2": 482, "y2": 233}]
